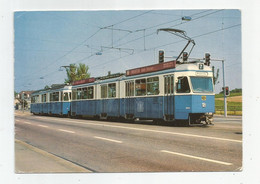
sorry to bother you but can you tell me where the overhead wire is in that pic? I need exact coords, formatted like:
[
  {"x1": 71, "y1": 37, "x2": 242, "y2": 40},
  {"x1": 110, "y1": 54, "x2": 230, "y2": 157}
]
[
  {"x1": 40, "y1": 10, "x2": 228, "y2": 77},
  {"x1": 16, "y1": 10, "x2": 155, "y2": 89},
  {"x1": 90, "y1": 23, "x2": 241, "y2": 70},
  {"x1": 17, "y1": 10, "x2": 239, "y2": 90}
]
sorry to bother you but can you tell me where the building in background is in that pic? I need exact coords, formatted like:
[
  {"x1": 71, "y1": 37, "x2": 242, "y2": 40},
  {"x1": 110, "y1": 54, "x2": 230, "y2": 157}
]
[{"x1": 15, "y1": 91, "x2": 34, "y2": 110}]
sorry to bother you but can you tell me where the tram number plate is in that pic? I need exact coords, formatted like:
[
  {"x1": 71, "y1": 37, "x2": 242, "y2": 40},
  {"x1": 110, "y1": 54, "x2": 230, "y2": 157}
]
[{"x1": 201, "y1": 96, "x2": 206, "y2": 101}]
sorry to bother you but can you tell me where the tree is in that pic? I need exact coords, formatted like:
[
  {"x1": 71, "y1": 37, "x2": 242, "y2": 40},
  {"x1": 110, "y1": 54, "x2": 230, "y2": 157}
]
[
  {"x1": 77, "y1": 63, "x2": 90, "y2": 80},
  {"x1": 64, "y1": 63, "x2": 90, "y2": 84},
  {"x1": 14, "y1": 91, "x2": 18, "y2": 98}
]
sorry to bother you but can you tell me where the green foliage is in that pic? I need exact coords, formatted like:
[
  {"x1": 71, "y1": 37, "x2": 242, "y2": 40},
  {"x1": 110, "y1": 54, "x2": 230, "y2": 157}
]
[
  {"x1": 215, "y1": 100, "x2": 242, "y2": 111},
  {"x1": 231, "y1": 88, "x2": 242, "y2": 93},
  {"x1": 14, "y1": 91, "x2": 18, "y2": 98},
  {"x1": 64, "y1": 63, "x2": 91, "y2": 84},
  {"x1": 216, "y1": 88, "x2": 242, "y2": 98}
]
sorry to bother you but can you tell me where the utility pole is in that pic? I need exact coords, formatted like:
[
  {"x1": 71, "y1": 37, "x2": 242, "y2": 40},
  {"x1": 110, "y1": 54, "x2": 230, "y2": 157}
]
[
  {"x1": 211, "y1": 58, "x2": 227, "y2": 117},
  {"x1": 22, "y1": 92, "x2": 24, "y2": 113},
  {"x1": 222, "y1": 60, "x2": 227, "y2": 117}
]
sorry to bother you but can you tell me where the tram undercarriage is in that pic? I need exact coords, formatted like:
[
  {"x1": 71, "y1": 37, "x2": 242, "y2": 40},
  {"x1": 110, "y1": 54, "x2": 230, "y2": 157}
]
[{"x1": 188, "y1": 113, "x2": 214, "y2": 126}]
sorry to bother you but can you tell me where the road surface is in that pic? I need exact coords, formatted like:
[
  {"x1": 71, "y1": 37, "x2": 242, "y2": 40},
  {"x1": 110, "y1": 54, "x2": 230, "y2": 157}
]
[{"x1": 15, "y1": 112, "x2": 242, "y2": 172}]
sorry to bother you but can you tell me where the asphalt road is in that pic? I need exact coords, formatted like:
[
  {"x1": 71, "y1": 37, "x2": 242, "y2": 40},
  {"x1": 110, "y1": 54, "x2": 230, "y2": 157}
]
[{"x1": 15, "y1": 113, "x2": 242, "y2": 172}]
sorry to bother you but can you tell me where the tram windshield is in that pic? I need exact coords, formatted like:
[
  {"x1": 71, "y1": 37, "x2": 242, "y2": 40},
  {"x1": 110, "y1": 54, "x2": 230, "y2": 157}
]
[{"x1": 190, "y1": 77, "x2": 213, "y2": 93}]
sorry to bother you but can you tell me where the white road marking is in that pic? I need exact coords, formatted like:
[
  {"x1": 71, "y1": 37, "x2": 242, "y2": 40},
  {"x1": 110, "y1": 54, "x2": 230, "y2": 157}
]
[
  {"x1": 58, "y1": 129, "x2": 75, "y2": 134},
  {"x1": 161, "y1": 150, "x2": 233, "y2": 166},
  {"x1": 37, "y1": 124, "x2": 48, "y2": 128},
  {"x1": 94, "y1": 136, "x2": 122, "y2": 143},
  {"x1": 34, "y1": 116, "x2": 242, "y2": 143}
]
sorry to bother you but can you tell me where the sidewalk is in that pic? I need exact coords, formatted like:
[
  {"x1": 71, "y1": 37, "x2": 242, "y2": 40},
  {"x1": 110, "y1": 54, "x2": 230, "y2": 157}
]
[
  {"x1": 15, "y1": 110, "x2": 31, "y2": 116},
  {"x1": 15, "y1": 139, "x2": 92, "y2": 173}
]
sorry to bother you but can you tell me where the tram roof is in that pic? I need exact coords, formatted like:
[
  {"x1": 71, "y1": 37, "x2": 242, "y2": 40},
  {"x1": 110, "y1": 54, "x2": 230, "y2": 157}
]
[
  {"x1": 72, "y1": 62, "x2": 212, "y2": 87},
  {"x1": 32, "y1": 84, "x2": 71, "y2": 95}
]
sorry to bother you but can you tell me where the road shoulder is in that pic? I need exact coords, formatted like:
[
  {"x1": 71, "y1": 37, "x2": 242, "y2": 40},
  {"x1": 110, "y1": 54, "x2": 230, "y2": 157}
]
[{"x1": 15, "y1": 139, "x2": 92, "y2": 173}]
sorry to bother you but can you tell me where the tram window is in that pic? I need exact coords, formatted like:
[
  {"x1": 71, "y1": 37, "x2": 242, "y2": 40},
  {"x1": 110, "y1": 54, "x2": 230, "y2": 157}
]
[
  {"x1": 50, "y1": 92, "x2": 58, "y2": 102},
  {"x1": 101, "y1": 85, "x2": 107, "y2": 98},
  {"x1": 53, "y1": 92, "x2": 59, "y2": 101},
  {"x1": 135, "y1": 79, "x2": 146, "y2": 96},
  {"x1": 125, "y1": 81, "x2": 134, "y2": 97},
  {"x1": 77, "y1": 88, "x2": 82, "y2": 99},
  {"x1": 33, "y1": 96, "x2": 37, "y2": 103},
  {"x1": 36, "y1": 95, "x2": 40, "y2": 103},
  {"x1": 108, "y1": 83, "x2": 116, "y2": 98},
  {"x1": 42, "y1": 94, "x2": 47, "y2": 102},
  {"x1": 32, "y1": 96, "x2": 36, "y2": 103},
  {"x1": 190, "y1": 77, "x2": 213, "y2": 93},
  {"x1": 82, "y1": 88, "x2": 88, "y2": 99},
  {"x1": 176, "y1": 77, "x2": 190, "y2": 93},
  {"x1": 130, "y1": 82, "x2": 134, "y2": 96},
  {"x1": 72, "y1": 89, "x2": 77, "y2": 100},
  {"x1": 63, "y1": 92, "x2": 69, "y2": 101},
  {"x1": 50, "y1": 93, "x2": 53, "y2": 102},
  {"x1": 147, "y1": 77, "x2": 159, "y2": 95},
  {"x1": 87, "y1": 86, "x2": 94, "y2": 99}
]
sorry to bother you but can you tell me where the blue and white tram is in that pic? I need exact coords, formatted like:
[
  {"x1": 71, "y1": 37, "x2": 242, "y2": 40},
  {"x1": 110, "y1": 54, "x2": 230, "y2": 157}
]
[
  {"x1": 31, "y1": 84, "x2": 72, "y2": 116},
  {"x1": 71, "y1": 61, "x2": 215, "y2": 125}
]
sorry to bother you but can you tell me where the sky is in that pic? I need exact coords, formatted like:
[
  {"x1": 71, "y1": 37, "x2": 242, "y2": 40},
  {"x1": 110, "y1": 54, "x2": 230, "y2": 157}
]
[{"x1": 14, "y1": 10, "x2": 241, "y2": 93}]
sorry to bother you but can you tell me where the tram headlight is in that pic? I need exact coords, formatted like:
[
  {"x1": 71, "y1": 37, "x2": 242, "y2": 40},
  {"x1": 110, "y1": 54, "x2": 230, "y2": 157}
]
[
  {"x1": 199, "y1": 63, "x2": 204, "y2": 70},
  {"x1": 202, "y1": 103, "x2": 206, "y2": 108}
]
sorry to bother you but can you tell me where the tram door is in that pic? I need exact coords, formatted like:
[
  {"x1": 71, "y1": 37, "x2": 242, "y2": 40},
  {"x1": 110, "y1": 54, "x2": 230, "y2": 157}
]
[
  {"x1": 164, "y1": 75, "x2": 175, "y2": 121},
  {"x1": 125, "y1": 81, "x2": 134, "y2": 119},
  {"x1": 100, "y1": 84, "x2": 107, "y2": 118},
  {"x1": 61, "y1": 91, "x2": 63, "y2": 115}
]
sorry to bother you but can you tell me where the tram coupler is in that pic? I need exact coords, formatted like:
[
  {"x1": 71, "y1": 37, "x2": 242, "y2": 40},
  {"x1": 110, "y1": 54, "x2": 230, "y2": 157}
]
[
  {"x1": 205, "y1": 114, "x2": 214, "y2": 125},
  {"x1": 188, "y1": 113, "x2": 214, "y2": 126}
]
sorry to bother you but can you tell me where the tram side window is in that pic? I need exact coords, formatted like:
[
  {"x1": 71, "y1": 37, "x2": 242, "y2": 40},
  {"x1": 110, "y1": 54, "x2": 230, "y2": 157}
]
[
  {"x1": 135, "y1": 79, "x2": 146, "y2": 96},
  {"x1": 72, "y1": 89, "x2": 77, "y2": 100},
  {"x1": 82, "y1": 88, "x2": 88, "y2": 99},
  {"x1": 147, "y1": 77, "x2": 159, "y2": 95},
  {"x1": 52, "y1": 92, "x2": 60, "y2": 101},
  {"x1": 77, "y1": 88, "x2": 82, "y2": 99},
  {"x1": 50, "y1": 93, "x2": 53, "y2": 102},
  {"x1": 63, "y1": 92, "x2": 69, "y2": 101},
  {"x1": 36, "y1": 95, "x2": 40, "y2": 103},
  {"x1": 87, "y1": 86, "x2": 94, "y2": 99},
  {"x1": 31, "y1": 96, "x2": 36, "y2": 103},
  {"x1": 101, "y1": 85, "x2": 107, "y2": 98},
  {"x1": 108, "y1": 83, "x2": 116, "y2": 98},
  {"x1": 125, "y1": 81, "x2": 134, "y2": 97},
  {"x1": 42, "y1": 94, "x2": 47, "y2": 102},
  {"x1": 176, "y1": 77, "x2": 190, "y2": 93}
]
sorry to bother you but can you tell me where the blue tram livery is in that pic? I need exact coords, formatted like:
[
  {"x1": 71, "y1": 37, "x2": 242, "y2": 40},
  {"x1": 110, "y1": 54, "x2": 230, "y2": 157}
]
[
  {"x1": 31, "y1": 84, "x2": 72, "y2": 116},
  {"x1": 31, "y1": 60, "x2": 215, "y2": 126}
]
